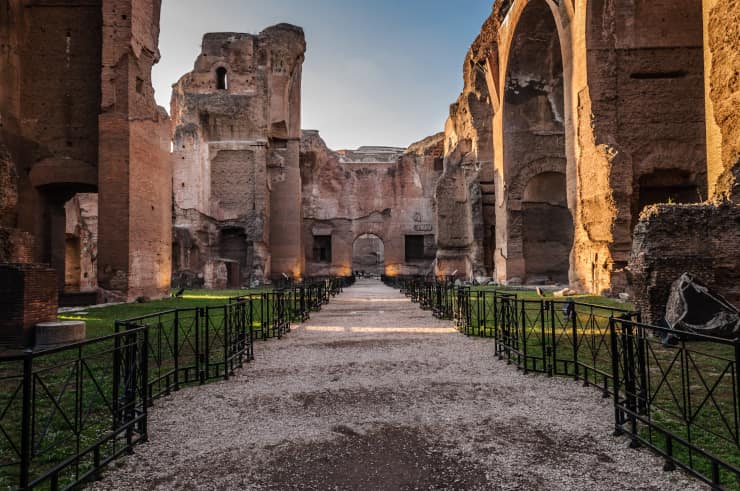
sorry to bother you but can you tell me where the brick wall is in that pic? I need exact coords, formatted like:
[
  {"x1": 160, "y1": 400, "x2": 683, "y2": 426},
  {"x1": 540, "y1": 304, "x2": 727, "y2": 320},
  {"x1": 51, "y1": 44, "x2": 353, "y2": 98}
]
[
  {"x1": 0, "y1": 264, "x2": 57, "y2": 347},
  {"x1": 628, "y1": 203, "x2": 740, "y2": 323}
]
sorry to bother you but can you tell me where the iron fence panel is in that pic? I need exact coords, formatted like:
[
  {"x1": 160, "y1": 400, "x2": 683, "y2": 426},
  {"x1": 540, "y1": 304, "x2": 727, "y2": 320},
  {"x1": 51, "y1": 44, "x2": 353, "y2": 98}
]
[{"x1": 611, "y1": 317, "x2": 740, "y2": 490}]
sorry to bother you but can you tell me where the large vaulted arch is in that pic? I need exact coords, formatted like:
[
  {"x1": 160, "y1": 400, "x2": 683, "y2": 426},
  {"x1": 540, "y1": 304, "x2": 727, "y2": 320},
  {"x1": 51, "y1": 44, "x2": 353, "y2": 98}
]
[{"x1": 501, "y1": 0, "x2": 572, "y2": 285}]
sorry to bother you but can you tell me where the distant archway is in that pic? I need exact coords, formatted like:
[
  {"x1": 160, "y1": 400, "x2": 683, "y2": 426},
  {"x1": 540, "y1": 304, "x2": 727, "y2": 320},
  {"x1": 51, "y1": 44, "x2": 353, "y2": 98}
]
[
  {"x1": 522, "y1": 172, "x2": 572, "y2": 284},
  {"x1": 352, "y1": 234, "x2": 385, "y2": 275}
]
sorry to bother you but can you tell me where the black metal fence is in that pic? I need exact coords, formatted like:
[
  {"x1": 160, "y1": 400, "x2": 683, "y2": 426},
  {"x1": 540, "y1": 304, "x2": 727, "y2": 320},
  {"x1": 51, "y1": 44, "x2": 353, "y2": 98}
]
[
  {"x1": 0, "y1": 276, "x2": 355, "y2": 490},
  {"x1": 0, "y1": 328, "x2": 148, "y2": 490},
  {"x1": 385, "y1": 276, "x2": 740, "y2": 489},
  {"x1": 611, "y1": 317, "x2": 740, "y2": 489}
]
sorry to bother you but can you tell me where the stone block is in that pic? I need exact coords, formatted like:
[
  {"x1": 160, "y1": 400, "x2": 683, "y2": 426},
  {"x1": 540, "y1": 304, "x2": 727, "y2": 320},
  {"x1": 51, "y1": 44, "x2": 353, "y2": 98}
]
[{"x1": 35, "y1": 321, "x2": 86, "y2": 349}]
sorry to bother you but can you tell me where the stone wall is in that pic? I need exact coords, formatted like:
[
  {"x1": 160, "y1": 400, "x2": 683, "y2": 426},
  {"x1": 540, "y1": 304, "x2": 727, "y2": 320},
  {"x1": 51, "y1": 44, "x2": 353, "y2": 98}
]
[
  {"x1": 171, "y1": 26, "x2": 305, "y2": 288},
  {"x1": 301, "y1": 131, "x2": 443, "y2": 278},
  {"x1": 703, "y1": 0, "x2": 740, "y2": 200},
  {"x1": 453, "y1": 0, "x2": 716, "y2": 292},
  {"x1": 0, "y1": 264, "x2": 57, "y2": 348},
  {"x1": 97, "y1": 0, "x2": 171, "y2": 302},
  {"x1": 627, "y1": 0, "x2": 740, "y2": 319},
  {"x1": 439, "y1": 33, "x2": 495, "y2": 280},
  {"x1": 64, "y1": 194, "x2": 98, "y2": 291},
  {"x1": 628, "y1": 203, "x2": 740, "y2": 323}
]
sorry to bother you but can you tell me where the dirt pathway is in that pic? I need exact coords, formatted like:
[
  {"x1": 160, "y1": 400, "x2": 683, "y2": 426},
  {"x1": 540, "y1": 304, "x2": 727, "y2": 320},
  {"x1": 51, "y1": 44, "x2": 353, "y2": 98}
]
[{"x1": 94, "y1": 279, "x2": 702, "y2": 490}]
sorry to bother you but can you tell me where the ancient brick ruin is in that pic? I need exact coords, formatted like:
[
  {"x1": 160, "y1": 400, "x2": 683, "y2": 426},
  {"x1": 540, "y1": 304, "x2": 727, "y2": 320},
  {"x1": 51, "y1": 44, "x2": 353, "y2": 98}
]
[
  {"x1": 0, "y1": 0, "x2": 738, "y2": 327},
  {"x1": 301, "y1": 132, "x2": 444, "y2": 278},
  {"x1": 443, "y1": 0, "x2": 738, "y2": 315},
  {"x1": 0, "y1": 0, "x2": 170, "y2": 304},
  {"x1": 171, "y1": 27, "x2": 305, "y2": 288}
]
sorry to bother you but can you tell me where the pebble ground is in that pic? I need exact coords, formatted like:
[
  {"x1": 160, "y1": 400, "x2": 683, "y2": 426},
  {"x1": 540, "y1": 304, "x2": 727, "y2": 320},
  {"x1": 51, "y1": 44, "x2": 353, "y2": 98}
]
[{"x1": 93, "y1": 279, "x2": 704, "y2": 490}]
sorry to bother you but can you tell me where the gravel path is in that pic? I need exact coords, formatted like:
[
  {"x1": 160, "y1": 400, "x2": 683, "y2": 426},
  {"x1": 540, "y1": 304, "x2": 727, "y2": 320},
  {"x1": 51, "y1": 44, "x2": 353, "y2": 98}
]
[{"x1": 93, "y1": 279, "x2": 704, "y2": 490}]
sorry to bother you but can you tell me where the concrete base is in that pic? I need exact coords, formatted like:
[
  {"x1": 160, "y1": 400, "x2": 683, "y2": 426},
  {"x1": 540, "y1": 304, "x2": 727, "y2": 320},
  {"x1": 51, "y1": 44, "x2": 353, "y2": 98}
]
[{"x1": 35, "y1": 321, "x2": 86, "y2": 348}]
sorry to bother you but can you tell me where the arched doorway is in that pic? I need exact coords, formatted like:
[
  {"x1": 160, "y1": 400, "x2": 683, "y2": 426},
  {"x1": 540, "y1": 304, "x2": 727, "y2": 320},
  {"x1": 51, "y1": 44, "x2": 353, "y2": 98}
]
[
  {"x1": 503, "y1": 0, "x2": 571, "y2": 284},
  {"x1": 352, "y1": 234, "x2": 385, "y2": 276},
  {"x1": 522, "y1": 172, "x2": 572, "y2": 284}
]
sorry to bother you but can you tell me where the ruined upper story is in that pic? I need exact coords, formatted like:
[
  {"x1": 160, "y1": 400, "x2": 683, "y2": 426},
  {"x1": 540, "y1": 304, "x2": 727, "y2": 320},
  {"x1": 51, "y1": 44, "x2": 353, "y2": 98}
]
[
  {"x1": 170, "y1": 25, "x2": 306, "y2": 144},
  {"x1": 336, "y1": 147, "x2": 406, "y2": 165},
  {"x1": 300, "y1": 130, "x2": 444, "y2": 222}
]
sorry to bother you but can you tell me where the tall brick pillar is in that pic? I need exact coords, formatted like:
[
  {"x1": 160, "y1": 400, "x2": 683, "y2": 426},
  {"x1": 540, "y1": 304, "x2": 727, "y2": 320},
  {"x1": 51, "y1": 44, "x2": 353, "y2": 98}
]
[
  {"x1": 270, "y1": 139, "x2": 305, "y2": 279},
  {"x1": 97, "y1": 0, "x2": 171, "y2": 301},
  {"x1": 266, "y1": 25, "x2": 305, "y2": 280}
]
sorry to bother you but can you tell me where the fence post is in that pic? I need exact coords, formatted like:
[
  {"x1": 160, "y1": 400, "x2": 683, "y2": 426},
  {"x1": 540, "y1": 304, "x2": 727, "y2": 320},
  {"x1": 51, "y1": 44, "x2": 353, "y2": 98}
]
[
  {"x1": 636, "y1": 323, "x2": 648, "y2": 413},
  {"x1": 249, "y1": 299, "x2": 254, "y2": 360},
  {"x1": 521, "y1": 301, "x2": 528, "y2": 373},
  {"x1": 493, "y1": 293, "x2": 499, "y2": 348},
  {"x1": 571, "y1": 303, "x2": 579, "y2": 382},
  {"x1": 624, "y1": 323, "x2": 640, "y2": 448},
  {"x1": 20, "y1": 350, "x2": 32, "y2": 489},
  {"x1": 735, "y1": 338, "x2": 740, "y2": 433},
  {"x1": 548, "y1": 300, "x2": 556, "y2": 376},
  {"x1": 140, "y1": 327, "x2": 149, "y2": 442},
  {"x1": 609, "y1": 316, "x2": 623, "y2": 436},
  {"x1": 223, "y1": 305, "x2": 229, "y2": 380},
  {"x1": 113, "y1": 323, "x2": 121, "y2": 428},
  {"x1": 539, "y1": 300, "x2": 550, "y2": 376},
  {"x1": 173, "y1": 310, "x2": 180, "y2": 392}
]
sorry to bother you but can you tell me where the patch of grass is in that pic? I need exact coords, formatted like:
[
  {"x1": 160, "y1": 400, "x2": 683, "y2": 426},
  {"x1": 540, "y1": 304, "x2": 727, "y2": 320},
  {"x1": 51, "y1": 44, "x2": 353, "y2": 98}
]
[
  {"x1": 59, "y1": 289, "x2": 266, "y2": 339},
  {"x1": 1, "y1": 288, "x2": 277, "y2": 489}
]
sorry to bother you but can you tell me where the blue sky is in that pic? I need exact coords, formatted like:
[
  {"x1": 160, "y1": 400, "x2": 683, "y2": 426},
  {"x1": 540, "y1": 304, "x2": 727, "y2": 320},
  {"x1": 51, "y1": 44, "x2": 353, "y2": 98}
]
[{"x1": 154, "y1": 0, "x2": 493, "y2": 150}]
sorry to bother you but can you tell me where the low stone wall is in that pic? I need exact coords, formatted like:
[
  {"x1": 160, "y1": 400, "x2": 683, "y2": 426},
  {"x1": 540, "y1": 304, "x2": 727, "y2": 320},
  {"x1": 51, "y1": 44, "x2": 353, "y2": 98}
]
[{"x1": 628, "y1": 202, "x2": 740, "y2": 323}]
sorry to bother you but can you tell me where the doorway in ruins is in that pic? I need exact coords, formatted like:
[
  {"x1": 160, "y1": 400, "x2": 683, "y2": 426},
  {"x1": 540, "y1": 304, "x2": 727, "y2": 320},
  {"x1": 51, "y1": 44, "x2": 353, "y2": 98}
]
[
  {"x1": 220, "y1": 228, "x2": 251, "y2": 288},
  {"x1": 522, "y1": 172, "x2": 572, "y2": 284},
  {"x1": 352, "y1": 234, "x2": 385, "y2": 276},
  {"x1": 503, "y1": 0, "x2": 571, "y2": 284}
]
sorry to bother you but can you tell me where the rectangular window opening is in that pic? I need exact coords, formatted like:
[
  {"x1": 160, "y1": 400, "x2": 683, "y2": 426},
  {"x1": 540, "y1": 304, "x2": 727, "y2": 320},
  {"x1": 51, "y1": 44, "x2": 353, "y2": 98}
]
[
  {"x1": 405, "y1": 235, "x2": 426, "y2": 262},
  {"x1": 313, "y1": 235, "x2": 332, "y2": 263}
]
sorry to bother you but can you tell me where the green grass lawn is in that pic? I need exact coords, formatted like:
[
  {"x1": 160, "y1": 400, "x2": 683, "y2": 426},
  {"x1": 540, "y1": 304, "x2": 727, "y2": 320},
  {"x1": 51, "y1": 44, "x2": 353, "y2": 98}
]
[
  {"x1": 1, "y1": 288, "x2": 274, "y2": 489},
  {"x1": 470, "y1": 285, "x2": 635, "y2": 310},
  {"x1": 59, "y1": 289, "x2": 266, "y2": 339}
]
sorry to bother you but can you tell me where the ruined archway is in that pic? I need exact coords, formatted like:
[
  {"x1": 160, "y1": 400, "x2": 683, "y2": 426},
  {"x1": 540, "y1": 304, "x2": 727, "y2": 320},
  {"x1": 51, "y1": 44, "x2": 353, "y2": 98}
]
[
  {"x1": 352, "y1": 234, "x2": 385, "y2": 276},
  {"x1": 502, "y1": 0, "x2": 569, "y2": 283},
  {"x1": 522, "y1": 172, "x2": 572, "y2": 284}
]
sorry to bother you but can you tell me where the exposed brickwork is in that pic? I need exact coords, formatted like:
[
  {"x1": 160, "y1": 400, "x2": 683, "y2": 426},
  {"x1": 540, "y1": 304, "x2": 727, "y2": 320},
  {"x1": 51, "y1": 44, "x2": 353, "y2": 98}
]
[
  {"x1": 627, "y1": 203, "x2": 740, "y2": 323},
  {"x1": 97, "y1": 0, "x2": 171, "y2": 301},
  {"x1": 301, "y1": 132, "x2": 443, "y2": 278},
  {"x1": 171, "y1": 26, "x2": 305, "y2": 287},
  {"x1": 1, "y1": 0, "x2": 169, "y2": 302},
  {"x1": 0, "y1": 264, "x2": 57, "y2": 347}
]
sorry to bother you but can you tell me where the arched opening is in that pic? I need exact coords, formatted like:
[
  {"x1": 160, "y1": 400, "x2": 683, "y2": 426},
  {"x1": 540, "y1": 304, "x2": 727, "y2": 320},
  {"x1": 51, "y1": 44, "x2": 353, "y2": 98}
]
[
  {"x1": 503, "y1": 0, "x2": 570, "y2": 284},
  {"x1": 352, "y1": 234, "x2": 384, "y2": 276},
  {"x1": 216, "y1": 67, "x2": 228, "y2": 90},
  {"x1": 522, "y1": 172, "x2": 572, "y2": 284}
]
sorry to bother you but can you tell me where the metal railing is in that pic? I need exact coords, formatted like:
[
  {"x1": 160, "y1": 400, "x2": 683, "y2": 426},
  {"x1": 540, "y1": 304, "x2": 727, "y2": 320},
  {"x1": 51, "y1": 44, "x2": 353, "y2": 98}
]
[
  {"x1": 0, "y1": 329, "x2": 147, "y2": 490},
  {"x1": 390, "y1": 277, "x2": 740, "y2": 489},
  {"x1": 610, "y1": 317, "x2": 740, "y2": 489},
  {"x1": 1, "y1": 277, "x2": 354, "y2": 490}
]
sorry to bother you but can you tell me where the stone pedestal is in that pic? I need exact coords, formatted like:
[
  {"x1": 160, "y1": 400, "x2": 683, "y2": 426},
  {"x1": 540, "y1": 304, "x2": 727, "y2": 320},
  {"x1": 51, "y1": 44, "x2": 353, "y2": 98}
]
[
  {"x1": 35, "y1": 321, "x2": 86, "y2": 348},
  {"x1": 0, "y1": 264, "x2": 58, "y2": 348}
]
